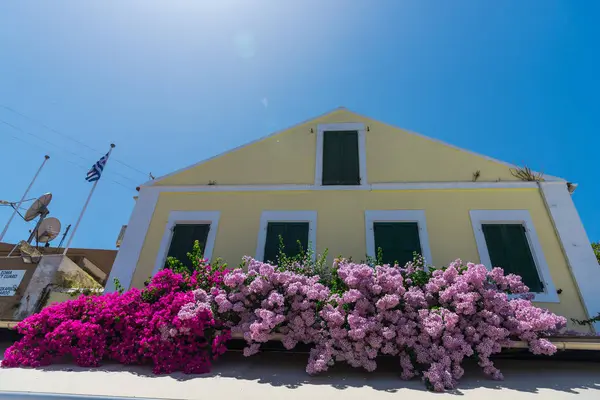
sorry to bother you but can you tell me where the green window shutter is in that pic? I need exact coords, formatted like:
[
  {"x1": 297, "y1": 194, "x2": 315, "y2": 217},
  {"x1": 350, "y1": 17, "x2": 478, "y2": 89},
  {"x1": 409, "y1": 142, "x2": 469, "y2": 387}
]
[
  {"x1": 322, "y1": 130, "x2": 360, "y2": 185},
  {"x1": 263, "y1": 222, "x2": 310, "y2": 264},
  {"x1": 166, "y1": 224, "x2": 210, "y2": 269},
  {"x1": 482, "y1": 224, "x2": 543, "y2": 292},
  {"x1": 373, "y1": 222, "x2": 422, "y2": 266}
]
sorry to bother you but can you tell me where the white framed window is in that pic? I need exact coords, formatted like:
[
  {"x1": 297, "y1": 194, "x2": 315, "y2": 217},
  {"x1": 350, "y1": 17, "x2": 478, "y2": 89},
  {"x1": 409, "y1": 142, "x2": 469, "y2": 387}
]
[
  {"x1": 152, "y1": 211, "x2": 220, "y2": 276},
  {"x1": 255, "y1": 211, "x2": 317, "y2": 263},
  {"x1": 365, "y1": 210, "x2": 433, "y2": 267},
  {"x1": 315, "y1": 122, "x2": 367, "y2": 187},
  {"x1": 469, "y1": 210, "x2": 559, "y2": 303}
]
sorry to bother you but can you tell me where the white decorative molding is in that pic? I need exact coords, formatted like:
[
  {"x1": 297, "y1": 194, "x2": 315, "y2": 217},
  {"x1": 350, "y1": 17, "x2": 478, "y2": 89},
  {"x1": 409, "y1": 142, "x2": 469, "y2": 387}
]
[
  {"x1": 142, "y1": 181, "x2": 540, "y2": 193},
  {"x1": 469, "y1": 209, "x2": 559, "y2": 303},
  {"x1": 109, "y1": 182, "x2": 538, "y2": 291},
  {"x1": 539, "y1": 182, "x2": 600, "y2": 331},
  {"x1": 105, "y1": 188, "x2": 160, "y2": 292},
  {"x1": 314, "y1": 122, "x2": 368, "y2": 187},
  {"x1": 255, "y1": 210, "x2": 317, "y2": 262},
  {"x1": 364, "y1": 210, "x2": 433, "y2": 267},
  {"x1": 151, "y1": 211, "x2": 221, "y2": 276}
]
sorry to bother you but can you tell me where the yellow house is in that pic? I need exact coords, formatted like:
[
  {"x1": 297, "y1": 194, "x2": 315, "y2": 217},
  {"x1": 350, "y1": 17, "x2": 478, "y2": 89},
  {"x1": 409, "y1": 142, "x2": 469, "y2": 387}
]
[{"x1": 107, "y1": 108, "x2": 600, "y2": 331}]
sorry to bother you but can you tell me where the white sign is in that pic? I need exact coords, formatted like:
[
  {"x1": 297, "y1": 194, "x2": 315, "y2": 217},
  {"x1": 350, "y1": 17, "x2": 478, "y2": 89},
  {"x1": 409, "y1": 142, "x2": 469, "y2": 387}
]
[{"x1": 0, "y1": 270, "x2": 26, "y2": 297}]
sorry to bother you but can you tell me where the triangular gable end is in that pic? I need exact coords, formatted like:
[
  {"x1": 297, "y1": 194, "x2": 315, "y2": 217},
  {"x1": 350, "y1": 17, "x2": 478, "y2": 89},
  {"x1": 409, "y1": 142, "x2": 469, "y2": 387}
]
[
  {"x1": 347, "y1": 108, "x2": 565, "y2": 183},
  {"x1": 143, "y1": 107, "x2": 565, "y2": 187},
  {"x1": 143, "y1": 107, "x2": 347, "y2": 187}
]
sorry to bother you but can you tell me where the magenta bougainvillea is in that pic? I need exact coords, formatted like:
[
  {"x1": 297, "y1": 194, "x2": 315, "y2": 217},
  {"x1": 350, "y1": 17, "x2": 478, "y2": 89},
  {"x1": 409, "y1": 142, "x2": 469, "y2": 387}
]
[
  {"x1": 2, "y1": 268, "x2": 230, "y2": 374},
  {"x1": 2, "y1": 255, "x2": 567, "y2": 392}
]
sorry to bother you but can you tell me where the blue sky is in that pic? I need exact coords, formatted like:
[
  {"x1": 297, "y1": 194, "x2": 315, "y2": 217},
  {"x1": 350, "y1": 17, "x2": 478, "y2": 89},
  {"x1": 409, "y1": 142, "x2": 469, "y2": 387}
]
[{"x1": 1, "y1": 0, "x2": 599, "y2": 250}]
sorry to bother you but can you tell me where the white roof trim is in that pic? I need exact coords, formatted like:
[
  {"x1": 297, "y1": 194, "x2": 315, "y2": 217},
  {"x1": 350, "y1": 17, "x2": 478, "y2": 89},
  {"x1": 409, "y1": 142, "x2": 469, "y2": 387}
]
[
  {"x1": 143, "y1": 181, "x2": 540, "y2": 193},
  {"x1": 143, "y1": 107, "x2": 565, "y2": 187},
  {"x1": 345, "y1": 109, "x2": 565, "y2": 183},
  {"x1": 143, "y1": 107, "x2": 348, "y2": 186}
]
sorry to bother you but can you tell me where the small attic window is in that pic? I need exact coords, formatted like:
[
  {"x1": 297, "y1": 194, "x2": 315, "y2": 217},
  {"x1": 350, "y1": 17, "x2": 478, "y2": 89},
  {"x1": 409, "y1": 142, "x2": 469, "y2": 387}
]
[
  {"x1": 322, "y1": 131, "x2": 360, "y2": 185},
  {"x1": 315, "y1": 123, "x2": 366, "y2": 186}
]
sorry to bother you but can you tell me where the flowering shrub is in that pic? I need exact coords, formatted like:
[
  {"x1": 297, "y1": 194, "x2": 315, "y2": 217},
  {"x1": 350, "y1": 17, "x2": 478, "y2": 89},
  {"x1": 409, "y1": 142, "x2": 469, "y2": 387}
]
[
  {"x1": 3, "y1": 252, "x2": 568, "y2": 392},
  {"x1": 2, "y1": 269, "x2": 230, "y2": 374},
  {"x1": 210, "y1": 257, "x2": 566, "y2": 391}
]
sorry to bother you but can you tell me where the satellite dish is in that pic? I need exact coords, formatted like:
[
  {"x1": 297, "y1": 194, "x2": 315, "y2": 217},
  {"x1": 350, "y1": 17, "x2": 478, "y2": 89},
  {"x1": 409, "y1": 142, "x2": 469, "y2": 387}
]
[
  {"x1": 24, "y1": 193, "x2": 52, "y2": 222},
  {"x1": 36, "y1": 217, "x2": 61, "y2": 243}
]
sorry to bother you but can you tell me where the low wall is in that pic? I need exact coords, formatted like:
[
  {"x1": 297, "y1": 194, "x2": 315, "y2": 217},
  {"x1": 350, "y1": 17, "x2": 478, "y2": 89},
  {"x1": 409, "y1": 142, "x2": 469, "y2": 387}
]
[
  {"x1": 45, "y1": 288, "x2": 104, "y2": 307},
  {"x1": 45, "y1": 290, "x2": 72, "y2": 307},
  {"x1": 12, "y1": 255, "x2": 102, "y2": 320}
]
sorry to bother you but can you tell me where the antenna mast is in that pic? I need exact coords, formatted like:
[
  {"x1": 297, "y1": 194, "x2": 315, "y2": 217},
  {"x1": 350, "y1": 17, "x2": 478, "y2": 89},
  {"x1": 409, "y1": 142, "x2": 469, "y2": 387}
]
[
  {"x1": 0, "y1": 155, "x2": 49, "y2": 242},
  {"x1": 57, "y1": 224, "x2": 71, "y2": 250}
]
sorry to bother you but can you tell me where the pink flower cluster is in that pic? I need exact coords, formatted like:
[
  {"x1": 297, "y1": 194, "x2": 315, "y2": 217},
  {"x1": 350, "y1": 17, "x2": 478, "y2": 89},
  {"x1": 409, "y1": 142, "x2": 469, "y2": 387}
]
[
  {"x1": 3, "y1": 257, "x2": 567, "y2": 392},
  {"x1": 2, "y1": 269, "x2": 230, "y2": 374},
  {"x1": 211, "y1": 258, "x2": 566, "y2": 392}
]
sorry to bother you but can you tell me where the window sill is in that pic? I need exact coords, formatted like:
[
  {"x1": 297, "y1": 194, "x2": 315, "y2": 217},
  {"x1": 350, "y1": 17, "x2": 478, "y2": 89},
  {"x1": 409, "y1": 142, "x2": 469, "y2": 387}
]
[
  {"x1": 510, "y1": 291, "x2": 560, "y2": 303},
  {"x1": 315, "y1": 184, "x2": 370, "y2": 190}
]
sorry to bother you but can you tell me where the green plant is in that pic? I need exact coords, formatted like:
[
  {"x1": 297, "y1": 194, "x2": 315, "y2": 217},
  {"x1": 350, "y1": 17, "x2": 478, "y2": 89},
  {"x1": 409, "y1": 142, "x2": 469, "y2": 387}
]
[
  {"x1": 510, "y1": 165, "x2": 544, "y2": 182},
  {"x1": 364, "y1": 247, "x2": 384, "y2": 267},
  {"x1": 53, "y1": 271, "x2": 101, "y2": 298},
  {"x1": 113, "y1": 278, "x2": 125, "y2": 295},
  {"x1": 274, "y1": 235, "x2": 330, "y2": 281},
  {"x1": 571, "y1": 313, "x2": 600, "y2": 327},
  {"x1": 570, "y1": 242, "x2": 600, "y2": 327},
  {"x1": 165, "y1": 240, "x2": 221, "y2": 275}
]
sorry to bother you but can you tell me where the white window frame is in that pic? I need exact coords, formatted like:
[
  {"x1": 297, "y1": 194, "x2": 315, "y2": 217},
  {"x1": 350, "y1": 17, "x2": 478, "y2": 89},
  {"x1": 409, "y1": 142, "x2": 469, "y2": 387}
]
[
  {"x1": 152, "y1": 211, "x2": 221, "y2": 276},
  {"x1": 315, "y1": 122, "x2": 367, "y2": 187},
  {"x1": 255, "y1": 211, "x2": 317, "y2": 262},
  {"x1": 365, "y1": 210, "x2": 433, "y2": 267},
  {"x1": 469, "y1": 210, "x2": 559, "y2": 303}
]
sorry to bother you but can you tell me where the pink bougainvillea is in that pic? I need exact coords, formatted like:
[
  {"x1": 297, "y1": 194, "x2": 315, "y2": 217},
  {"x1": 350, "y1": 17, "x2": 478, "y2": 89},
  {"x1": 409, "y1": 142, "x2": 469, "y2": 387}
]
[
  {"x1": 210, "y1": 257, "x2": 566, "y2": 391},
  {"x1": 2, "y1": 255, "x2": 567, "y2": 392}
]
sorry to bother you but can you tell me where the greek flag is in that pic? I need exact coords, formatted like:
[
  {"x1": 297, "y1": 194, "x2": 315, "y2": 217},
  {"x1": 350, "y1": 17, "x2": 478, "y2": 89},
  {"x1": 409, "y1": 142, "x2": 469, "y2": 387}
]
[{"x1": 85, "y1": 153, "x2": 109, "y2": 182}]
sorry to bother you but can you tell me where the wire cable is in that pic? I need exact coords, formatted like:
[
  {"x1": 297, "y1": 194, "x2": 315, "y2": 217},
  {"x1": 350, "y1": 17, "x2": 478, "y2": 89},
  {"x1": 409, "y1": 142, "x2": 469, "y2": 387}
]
[
  {"x1": 0, "y1": 117, "x2": 139, "y2": 185},
  {"x1": 1, "y1": 104, "x2": 149, "y2": 177},
  {"x1": 1, "y1": 129, "x2": 137, "y2": 193}
]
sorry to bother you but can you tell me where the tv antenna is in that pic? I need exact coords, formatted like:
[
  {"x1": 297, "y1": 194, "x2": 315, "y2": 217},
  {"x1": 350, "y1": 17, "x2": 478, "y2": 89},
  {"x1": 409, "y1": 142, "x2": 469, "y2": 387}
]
[
  {"x1": 56, "y1": 223, "x2": 71, "y2": 250},
  {"x1": 0, "y1": 198, "x2": 37, "y2": 220},
  {"x1": 0, "y1": 155, "x2": 50, "y2": 242},
  {"x1": 7, "y1": 193, "x2": 61, "y2": 257}
]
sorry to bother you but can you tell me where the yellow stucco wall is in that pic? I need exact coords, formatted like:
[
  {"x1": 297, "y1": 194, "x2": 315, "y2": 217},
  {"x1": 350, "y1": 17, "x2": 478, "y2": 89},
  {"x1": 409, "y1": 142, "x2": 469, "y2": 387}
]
[
  {"x1": 130, "y1": 188, "x2": 587, "y2": 328},
  {"x1": 154, "y1": 109, "x2": 522, "y2": 186}
]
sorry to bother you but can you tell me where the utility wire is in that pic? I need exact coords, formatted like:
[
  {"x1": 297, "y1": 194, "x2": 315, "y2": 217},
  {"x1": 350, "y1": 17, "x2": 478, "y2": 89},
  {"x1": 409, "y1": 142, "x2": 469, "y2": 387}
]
[
  {"x1": 0, "y1": 104, "x2": 149, "y2": 177},
  {"x1": 0, "y1": 117, "x2": 139, "y2": 185},
  {"x1": 1, "y1": 129, "x2": 137, "y2": 193},
  {"x1": 1, "y1": 118, "x2": 89, "y2": 162}
]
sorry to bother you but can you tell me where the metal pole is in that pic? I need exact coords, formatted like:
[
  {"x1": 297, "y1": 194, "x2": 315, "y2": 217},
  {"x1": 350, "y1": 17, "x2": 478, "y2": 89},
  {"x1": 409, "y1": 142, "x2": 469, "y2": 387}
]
[
  {"x1": 0, "y1": 155, "x2": 49, "y2": 242},
  {"x1": 63, "y1": 144, "x2": 115, "y2": 255}
]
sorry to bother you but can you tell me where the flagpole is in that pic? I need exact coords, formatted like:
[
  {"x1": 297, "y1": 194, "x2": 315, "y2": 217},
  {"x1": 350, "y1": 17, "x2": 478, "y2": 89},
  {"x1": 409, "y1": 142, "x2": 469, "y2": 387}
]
[
  {"x1": 63, "y1": 144, "x2": 115, "y2": 255},
  {"x1": 0, "y1": 154, "x2": 50, "y2": 242}
]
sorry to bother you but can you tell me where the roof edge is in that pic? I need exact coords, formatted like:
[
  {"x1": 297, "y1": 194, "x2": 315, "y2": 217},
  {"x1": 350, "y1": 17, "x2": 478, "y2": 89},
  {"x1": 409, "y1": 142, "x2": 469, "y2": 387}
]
[
  {"x1": 344, "y1": 108, "x2": 566, "y2": 183},
  {"x1": 142, "y1": 107, "x2": 348, "y2": 186},
  {"x1": 142, "y1": 107, "x2": 567, "y2": 187}
]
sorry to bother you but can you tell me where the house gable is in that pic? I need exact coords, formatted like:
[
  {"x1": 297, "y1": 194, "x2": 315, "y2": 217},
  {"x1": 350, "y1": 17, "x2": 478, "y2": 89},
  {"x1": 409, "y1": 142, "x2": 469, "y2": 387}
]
[{"x1": 149, "y1": 108, "x2": 563, "y2": 187}]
